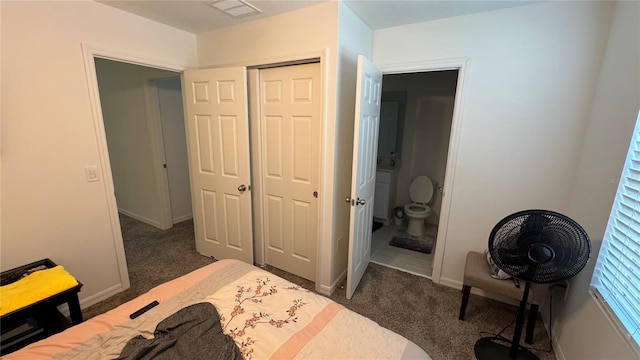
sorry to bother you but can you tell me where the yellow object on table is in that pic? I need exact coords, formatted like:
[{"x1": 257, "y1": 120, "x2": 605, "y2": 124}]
[{"x1": 0, "y1": 265, "x2": 79, "y2": 316}]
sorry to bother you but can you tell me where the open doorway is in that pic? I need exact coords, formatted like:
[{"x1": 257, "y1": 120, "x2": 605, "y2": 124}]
[
  {"x1": 370, "y1": 70, "x2": 459, "y2": 278},
  {"x1": 93, "y1": 58, "x2": 195, "y2": 288},
  {"x1": 94, "y1": 58, "x2": 191, "y2": 229}
]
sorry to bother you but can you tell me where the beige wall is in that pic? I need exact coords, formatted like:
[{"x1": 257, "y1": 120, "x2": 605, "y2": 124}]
[
  {"x1": 373, "y1": 1, "x2": 640, "y2": 358},
  {"x1": 1, "y1": 1, "x2": 196, "y2": 305},
  {"x1": 556, "y1": 1, "x2": 640, "y2": 358},
  {"x1": 373, "y1": 0, "x2": 613, "y2": 286}
]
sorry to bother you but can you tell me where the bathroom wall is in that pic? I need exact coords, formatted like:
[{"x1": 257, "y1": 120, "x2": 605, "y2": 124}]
[{"x1": 381, "y1": 71, "x2": 458, "y2": 224}]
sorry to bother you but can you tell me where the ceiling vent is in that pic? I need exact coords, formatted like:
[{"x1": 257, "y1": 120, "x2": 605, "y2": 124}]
[{"x1": 206, "y1": 0, "x2": 262, "y2": 18}]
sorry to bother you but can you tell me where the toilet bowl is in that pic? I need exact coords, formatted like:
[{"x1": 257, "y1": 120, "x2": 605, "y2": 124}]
[{"x1": 403, "y1": 176, "x2": 434, "y2": 236}]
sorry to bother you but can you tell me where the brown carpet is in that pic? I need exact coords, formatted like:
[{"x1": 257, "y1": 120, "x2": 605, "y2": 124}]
[{"x1": 83, "y1": 214, "x2": 556, "y2": 360}]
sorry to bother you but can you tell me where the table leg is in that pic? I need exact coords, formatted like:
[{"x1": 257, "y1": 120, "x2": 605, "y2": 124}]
[{"x1": 68, "y1": 295, "x2": 83, "y2": 325}]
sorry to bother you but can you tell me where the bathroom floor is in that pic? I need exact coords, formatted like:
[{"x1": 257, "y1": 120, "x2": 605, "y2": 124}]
[{"x1": 370, "y1": 222, "x2": 437, "y2": 278}]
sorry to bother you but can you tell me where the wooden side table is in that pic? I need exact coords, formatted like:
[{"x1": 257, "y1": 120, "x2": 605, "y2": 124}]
[{"x1": 0, "y1": 259, "x2": 83, "y2": 354}]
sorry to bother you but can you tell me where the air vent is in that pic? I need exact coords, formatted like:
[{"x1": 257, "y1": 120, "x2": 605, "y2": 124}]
[{"x1": 206, "y1": 0, "x2": 262, "y2": 18}]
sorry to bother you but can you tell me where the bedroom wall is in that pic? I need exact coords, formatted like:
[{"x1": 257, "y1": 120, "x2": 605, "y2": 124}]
[
  {"x1": 95, "y1": 58, "x2": 179, "y2": 229},
  {"x1": 1, "y1": 1, "x2": 196, "y2": 305},
  {"x1": 554, "y1": 1, "x2": 640, "y2": 359},
  {"x1": 373, "y1": 1, "x2": 614, "y2": 286}
]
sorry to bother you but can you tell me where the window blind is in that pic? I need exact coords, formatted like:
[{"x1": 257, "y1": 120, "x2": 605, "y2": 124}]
[{"x1": 591, "y1": 112, "x2": 640, "y2": 347}]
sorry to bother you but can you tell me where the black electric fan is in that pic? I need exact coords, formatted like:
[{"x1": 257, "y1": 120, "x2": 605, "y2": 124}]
[{"x1": 474, "y1": 210, "x2": 591, "y2": 360}]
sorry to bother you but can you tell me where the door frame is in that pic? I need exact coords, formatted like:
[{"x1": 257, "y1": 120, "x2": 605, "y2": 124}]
[
  {"x1": 81, "y1": 43, "x2": 190, "y2": 294},
  {"x1": 377, "y1": 57, "x2": 470, "y2": 284}
]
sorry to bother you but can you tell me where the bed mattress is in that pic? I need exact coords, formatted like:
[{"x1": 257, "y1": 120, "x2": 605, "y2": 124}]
[{"x1": 3, "y1": 259, "x2": 430, "y2": 359}]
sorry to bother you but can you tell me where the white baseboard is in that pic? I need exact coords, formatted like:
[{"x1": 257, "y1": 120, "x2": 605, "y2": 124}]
[
  {"x1": 118, "y1": 208, "x2": 163, "y2": 229},
  {"x1": 438, "y1": 276, "x2": 463, "y2": 289},
  {"x1": 370, "y1": 260, "x2": 431, "y2": 279},
  {"x1": 172, "y1": 213, "x2": 193, "y2": 224},
  {"x1": 318, "y1": 268, "x2": 347, "y2": 296},
  {"x1": 80, "y1": 283, "x2": 126, "y2": 309},
  {"x1": 57, "y1": 283, "x2": 124, "y2": 317}
]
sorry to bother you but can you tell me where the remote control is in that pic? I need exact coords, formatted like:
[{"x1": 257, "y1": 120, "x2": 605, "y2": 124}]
[{"x1": 129, "y1": 300, "x2": 159, "y2": 319}]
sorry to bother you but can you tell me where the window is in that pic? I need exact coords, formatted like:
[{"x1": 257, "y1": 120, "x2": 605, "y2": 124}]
[{"x1": 591, "y1": 111, "x2": 640, "y2": 348}]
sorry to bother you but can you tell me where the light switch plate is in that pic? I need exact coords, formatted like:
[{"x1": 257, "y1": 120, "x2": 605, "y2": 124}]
[{"x1": 85, "y1": 165, "x2": 99, "y2": 182}]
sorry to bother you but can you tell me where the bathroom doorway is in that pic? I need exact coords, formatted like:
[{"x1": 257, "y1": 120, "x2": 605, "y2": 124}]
[{"x1": 370, "y1": 70, "x2": 459, "y2": 278}]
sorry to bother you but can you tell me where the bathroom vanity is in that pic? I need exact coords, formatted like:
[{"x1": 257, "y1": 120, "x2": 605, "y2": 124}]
[{"x1": 374, "y1": 168, "x2": 397, "y2": 225}]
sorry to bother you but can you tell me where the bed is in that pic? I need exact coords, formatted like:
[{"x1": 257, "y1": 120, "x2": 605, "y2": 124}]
[{"x1": 3, "y1": 259, "x2": 430, "y2": 359}]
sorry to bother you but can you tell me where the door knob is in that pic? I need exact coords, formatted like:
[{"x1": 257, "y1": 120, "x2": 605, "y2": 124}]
[
  {"x1": 356, "y1": 198, "x2": 366, "y2": 205},
  {"x1": 238, "y1": 184, "x2": 247, "y2": 193},
  {"x1": 345, "y1": 196, "x2": 352, "y2": 204}
]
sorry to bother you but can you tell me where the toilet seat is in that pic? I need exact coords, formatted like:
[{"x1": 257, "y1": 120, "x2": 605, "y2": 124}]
[
  {"x1": 404, "y1": 202, "x2": 431, "y2": 217},
  {"x1": 403, "y1": 176, "x2": 434, "y2": 236},
  {"x1": 405, "y1": 176, "x2": 434, "y2": 215},
  {"x1": 404, "y1": 203, "x2": 431, "y2": 216}
]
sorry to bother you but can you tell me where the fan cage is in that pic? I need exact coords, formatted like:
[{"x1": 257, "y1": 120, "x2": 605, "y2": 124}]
[{"x1": 488, "y1": 210, "x2": 591, "y2": 284}]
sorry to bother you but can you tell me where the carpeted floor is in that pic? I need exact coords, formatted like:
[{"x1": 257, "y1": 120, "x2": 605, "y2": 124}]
[
  {"x1": 82, "y1": 214, "x2": 215, "y2": 317},
  {"x1": 83, "y1": 214, "x2": 556, "y2": 360}
]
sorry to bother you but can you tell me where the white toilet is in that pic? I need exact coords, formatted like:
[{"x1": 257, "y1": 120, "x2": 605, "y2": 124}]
[{"x1": 403, "y1": 175, "x2": 434, "y2": 236}]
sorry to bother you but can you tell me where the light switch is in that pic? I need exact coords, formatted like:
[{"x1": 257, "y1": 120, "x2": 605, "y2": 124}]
[{"x1": 85, "y1": 165, "x2": 99, "y2": 182}]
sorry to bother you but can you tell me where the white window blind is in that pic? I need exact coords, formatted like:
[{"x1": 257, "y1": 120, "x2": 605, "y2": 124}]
[{"x1": 591, "y1": 111, "x2": 640, "y2": 347}]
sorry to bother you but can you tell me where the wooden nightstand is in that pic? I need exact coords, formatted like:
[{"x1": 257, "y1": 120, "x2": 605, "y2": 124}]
[{"x1": 0, "y1": 259, "x2": 83, "y2": 354}]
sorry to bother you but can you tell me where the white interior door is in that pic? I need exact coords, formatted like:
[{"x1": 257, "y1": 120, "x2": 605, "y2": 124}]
[
  {"x1": 260, "y1": 63, "x2": 321, "y2": 281},
  {"x1": 347, "y1": 55, "x2": 382, "y2": 299},
  {"x1": 182, "y1": 67, "x2": 253, "y2": 264}
]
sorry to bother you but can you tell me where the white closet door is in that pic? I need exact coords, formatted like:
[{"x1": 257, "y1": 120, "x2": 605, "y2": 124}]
[
  {"x1": 182, "y1": 67, "x2": 253, "y2": 264},
  {"x1": 261, "y1": 63, "x2": 321, "y2": 281}
]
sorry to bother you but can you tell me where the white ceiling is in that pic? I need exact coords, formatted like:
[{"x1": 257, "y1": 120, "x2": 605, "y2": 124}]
[
  {"x1": 98, "y1": 0, "x2": 538, "y2": 34},
  {"x1": 344, "y1": 1, "x2": 538, "y2": 30}
]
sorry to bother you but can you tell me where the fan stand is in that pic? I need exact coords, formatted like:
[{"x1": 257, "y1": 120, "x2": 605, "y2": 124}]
[{"x1": 474, "y1": 281, "x2": 539, "y2": 360}]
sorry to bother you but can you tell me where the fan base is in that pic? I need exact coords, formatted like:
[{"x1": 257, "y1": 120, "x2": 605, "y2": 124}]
[{"x1": 474, "y1": 337, "x2": 539, "y2": 360}]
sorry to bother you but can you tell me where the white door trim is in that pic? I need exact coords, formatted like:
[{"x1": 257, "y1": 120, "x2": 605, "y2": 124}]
[
  {"x1": 377, "y1": 57, "x2": 470, "y2": 284},
  {"x1": 248, "y1": 69, "x2": 266, "y2": 266},
  {"x1": 81, "y1": 43, "x2": 190, "y2": 293}
]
